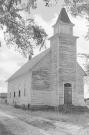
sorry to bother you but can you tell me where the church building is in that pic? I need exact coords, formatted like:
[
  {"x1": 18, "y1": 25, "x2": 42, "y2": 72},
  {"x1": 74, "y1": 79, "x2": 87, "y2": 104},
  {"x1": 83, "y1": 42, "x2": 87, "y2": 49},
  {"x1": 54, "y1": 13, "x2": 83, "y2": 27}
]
[{"x1": 7, "y1": 8, "x2": 86, "y2": 107}]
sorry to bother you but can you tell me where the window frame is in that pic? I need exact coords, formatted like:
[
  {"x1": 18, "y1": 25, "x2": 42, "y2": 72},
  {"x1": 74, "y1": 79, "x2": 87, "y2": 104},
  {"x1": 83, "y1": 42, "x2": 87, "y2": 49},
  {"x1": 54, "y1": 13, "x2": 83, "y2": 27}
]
[
  {"x1": 18, "y1": 90, "x2": 21, "y2": 97},
  {"x1": 14, "y1": 91, "x2": 15, "y2": 98}
]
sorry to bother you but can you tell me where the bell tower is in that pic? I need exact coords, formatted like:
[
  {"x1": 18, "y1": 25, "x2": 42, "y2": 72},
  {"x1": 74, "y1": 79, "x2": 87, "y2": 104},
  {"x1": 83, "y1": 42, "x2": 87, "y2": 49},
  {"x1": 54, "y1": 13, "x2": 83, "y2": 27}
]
[
  {"x1": 53, "y1": 8, "x2": 74, "y2": 35},
  {"x1": 50, "y1": 8, "x2": 78, "y2": 105}
]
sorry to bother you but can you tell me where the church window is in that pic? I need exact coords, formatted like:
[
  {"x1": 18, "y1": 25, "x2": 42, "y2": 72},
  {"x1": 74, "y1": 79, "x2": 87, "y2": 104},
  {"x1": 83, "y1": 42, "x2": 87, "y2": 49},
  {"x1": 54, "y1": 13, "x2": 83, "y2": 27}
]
[
  {"x1": 10, "y1": 92, "x2": 11, "y2": 98},
  {"x1": 14, "y1": 92, "x2": 15, "y2": 98},
  {"x1": 19, "y1": 90, "x2": 21, "y2": 97},
  {"x1": 24, "y1": 88, "x2": 26, "y2": 96}
]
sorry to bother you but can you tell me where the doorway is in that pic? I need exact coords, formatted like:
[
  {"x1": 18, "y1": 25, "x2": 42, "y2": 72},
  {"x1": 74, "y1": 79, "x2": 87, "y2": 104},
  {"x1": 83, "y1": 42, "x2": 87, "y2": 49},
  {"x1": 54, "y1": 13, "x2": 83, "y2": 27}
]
[{"x1": 64, "y1": 83, "x2": 72, "y2": 105}]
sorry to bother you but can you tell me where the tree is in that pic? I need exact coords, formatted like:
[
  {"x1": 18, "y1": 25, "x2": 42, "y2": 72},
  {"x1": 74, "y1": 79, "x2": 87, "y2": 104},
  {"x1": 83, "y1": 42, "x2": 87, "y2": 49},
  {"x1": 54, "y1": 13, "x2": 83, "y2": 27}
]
[
  {"x1": 45, "y1": 0, "x2": 89, "y2": 18},
  {"x1": 44, "y1": 0, "x2": 89, "y2": 39},
  {"x1": 0, "y1": 0, "x2": 48, "y2": 57},
  {"x1": 0, "y1": 0, "x2": 89, "y2": 56},
  {"x1": 78, "y1": 53, "x2": 89, "y2": 73}
]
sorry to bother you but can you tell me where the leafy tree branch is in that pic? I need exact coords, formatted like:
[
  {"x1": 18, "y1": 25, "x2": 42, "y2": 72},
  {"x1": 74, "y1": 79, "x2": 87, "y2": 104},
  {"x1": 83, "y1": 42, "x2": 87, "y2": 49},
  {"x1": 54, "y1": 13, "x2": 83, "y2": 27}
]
[{"x1": 1, "y1": 0, "x2": 89, "y2": 56}]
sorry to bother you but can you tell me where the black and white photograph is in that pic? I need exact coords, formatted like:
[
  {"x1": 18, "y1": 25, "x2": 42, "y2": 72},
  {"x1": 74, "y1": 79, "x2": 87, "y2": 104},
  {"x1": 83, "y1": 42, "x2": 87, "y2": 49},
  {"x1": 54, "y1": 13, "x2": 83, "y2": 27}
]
[{"x1": 0, "y1": 0, "x2": 89, "y2": 134}]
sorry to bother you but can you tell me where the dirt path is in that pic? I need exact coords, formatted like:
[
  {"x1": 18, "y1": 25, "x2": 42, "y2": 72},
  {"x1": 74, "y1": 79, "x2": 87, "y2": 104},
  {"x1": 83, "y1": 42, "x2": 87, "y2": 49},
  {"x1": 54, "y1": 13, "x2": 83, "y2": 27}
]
[
  {"x1": 0, "y1": 123, "x2": 14, "y2": 135},
  {"x1": 0, "y1": 104, "x2": 89, "y2": 135}
]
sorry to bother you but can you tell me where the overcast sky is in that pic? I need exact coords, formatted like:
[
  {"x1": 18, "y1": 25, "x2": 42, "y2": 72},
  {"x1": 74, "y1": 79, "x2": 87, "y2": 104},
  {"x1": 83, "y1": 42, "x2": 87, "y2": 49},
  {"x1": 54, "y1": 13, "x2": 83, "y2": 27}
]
[{"x1": 0, "y1": 0, "x2": 89, "y2": 93}]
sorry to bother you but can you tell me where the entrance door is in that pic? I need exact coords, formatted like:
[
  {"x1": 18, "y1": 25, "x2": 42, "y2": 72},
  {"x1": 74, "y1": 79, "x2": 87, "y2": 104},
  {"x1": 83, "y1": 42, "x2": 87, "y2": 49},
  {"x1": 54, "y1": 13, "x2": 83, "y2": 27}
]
[{"x1": 64, "y1": 83, "x2": 72, "y2": 105}]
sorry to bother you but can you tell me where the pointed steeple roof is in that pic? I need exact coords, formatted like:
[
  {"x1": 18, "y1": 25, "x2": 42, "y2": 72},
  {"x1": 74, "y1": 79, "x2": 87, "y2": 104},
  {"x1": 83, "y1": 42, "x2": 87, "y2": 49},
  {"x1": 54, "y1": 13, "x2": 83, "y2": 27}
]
[
  {"x1": 59, "y1": 8, "x2": 71, "y2": 23},
  {"x1": 54, "y1": 8, "x2": 73, "y2": 26}
]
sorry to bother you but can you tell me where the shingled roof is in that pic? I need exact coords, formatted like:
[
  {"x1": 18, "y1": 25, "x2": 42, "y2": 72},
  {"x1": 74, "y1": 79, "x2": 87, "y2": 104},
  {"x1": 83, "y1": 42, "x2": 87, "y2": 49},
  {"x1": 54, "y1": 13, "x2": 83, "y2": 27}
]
[
  {"x1": 54, "y1": 8, "x2": 73, "y2": 26},
  {"x1": 59, "y1": 8, "x2": 71, "y2": 23},
  {"x1": 7, "y1": 47, "x2": 86, "y2": 82},
  {"x1": 7, "y1": 49, "x2": 50, "y2": 82}
]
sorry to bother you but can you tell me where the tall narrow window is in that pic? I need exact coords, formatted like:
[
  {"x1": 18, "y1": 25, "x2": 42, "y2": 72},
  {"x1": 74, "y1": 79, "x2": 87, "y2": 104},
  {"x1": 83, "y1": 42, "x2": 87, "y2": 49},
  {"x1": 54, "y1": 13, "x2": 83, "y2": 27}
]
[
  {"x1": 19, "y1": 90, "x2": 21, "y2": 97},
  {"x1": 10, "y1": 92, "x2": 11, "y2": 98},
  {"x1": 24, "y1": 88, "x2": 26, "y2": 96},
  {"x1": 14, "y1": 92, "x2": 15, "y2": 98}
]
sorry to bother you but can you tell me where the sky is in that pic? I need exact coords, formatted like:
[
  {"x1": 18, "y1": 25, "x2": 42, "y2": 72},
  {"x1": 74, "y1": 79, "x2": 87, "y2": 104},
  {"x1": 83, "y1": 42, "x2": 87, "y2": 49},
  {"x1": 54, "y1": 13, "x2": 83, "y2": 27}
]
[{"x1": 0, "y1": 0, "x2": 89, "y2": 93}]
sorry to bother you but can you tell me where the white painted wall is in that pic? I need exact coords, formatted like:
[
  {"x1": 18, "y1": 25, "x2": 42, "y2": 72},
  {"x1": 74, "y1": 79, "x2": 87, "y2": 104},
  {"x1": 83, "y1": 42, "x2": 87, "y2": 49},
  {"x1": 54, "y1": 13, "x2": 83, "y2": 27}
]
[
  {"x1": 31, "y1": 90, "x2": 59, "y2": 106},
  {"x1": 7, "y1": 71, "x2": 32, "y2": 106},
  {"x1": 54, "y1": 23, "x2": 73, "y2": 35},
  {"x1": 31, "y1": 52, "x2": 58, "y2": 106},
  {"x1": 72, "y1": 65, "x2": 86, "y2": 106}
]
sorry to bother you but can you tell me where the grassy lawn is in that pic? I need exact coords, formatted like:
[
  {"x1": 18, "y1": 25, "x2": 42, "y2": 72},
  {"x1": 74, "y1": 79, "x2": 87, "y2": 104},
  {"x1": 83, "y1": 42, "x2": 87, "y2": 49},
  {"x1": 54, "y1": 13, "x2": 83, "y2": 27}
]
[
  {"x1": 1, "y1": 103, "x2": 89, "y2": 128},
  {"x1": 30, "y1": 105, "x2": 89, "y2": 127}
]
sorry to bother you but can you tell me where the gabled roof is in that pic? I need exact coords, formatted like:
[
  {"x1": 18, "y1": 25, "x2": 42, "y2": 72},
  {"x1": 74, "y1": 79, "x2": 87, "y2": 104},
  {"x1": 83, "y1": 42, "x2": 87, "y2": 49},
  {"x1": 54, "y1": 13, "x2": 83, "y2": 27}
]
[
  {"x1": 7, "y1": 47, "x2": 87, "y2": 82},
  {"x1": 54, "y1": 8, "x2": 73, "y2": 26},
  {"x1": 7, "y1": 49, "x2": 50, "y2": 82}
]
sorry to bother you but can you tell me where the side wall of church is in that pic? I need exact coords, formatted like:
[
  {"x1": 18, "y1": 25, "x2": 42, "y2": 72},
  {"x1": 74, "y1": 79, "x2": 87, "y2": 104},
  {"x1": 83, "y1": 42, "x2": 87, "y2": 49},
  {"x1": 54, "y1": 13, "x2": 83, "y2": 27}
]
[
  {"x1": 31, "y1": 52, "x2": 59, "y2": 106},
  {"x1": 7, "y1": 72, "x2": 32, "y2": 106},
  {"x1": 72, "y1": 65, "x2": 85, "y2": 106}
]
